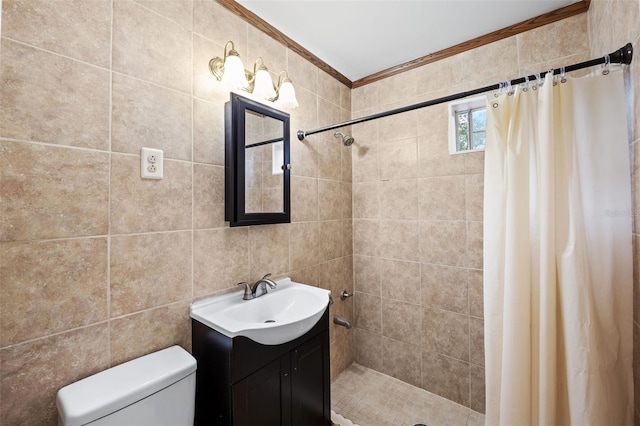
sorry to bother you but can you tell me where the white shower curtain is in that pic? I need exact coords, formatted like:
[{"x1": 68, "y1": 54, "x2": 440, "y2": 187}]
[{"x1": 483, "y1": 68, "x2": 633, "y2": 425}]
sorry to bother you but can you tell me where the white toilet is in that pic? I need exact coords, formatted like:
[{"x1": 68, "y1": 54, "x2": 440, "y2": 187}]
[{"x1": 56, "y1": 345, "x2": 196, "y2": 426}]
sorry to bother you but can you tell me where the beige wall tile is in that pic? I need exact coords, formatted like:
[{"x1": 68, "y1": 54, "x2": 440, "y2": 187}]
[
  {"x1": 354, "y1": 255, "x2": 381, "y2": 295},
  {"x1": 0, "y1": 238, "x2": 108, "y2": 346},
  {"x1": 517, "y1": 15, "x2": 589, "y2": 70},
  {"x1": 110, "y1": 232, "x2": 192, "y2": 317},
  {"x1": 420, "y1": 221, "x2": 467, "y2": 266},
  {"x1": 194, "y1": 164, "x2": 225, "y2": 229},
  {"x1": 380, "y1": 180, "x2": 419, "y2": 220},
  {"x1": 355, "y1": 291, "x2": 382, "y2": 333},
  {"x1": 249, "y1": 224, "x2": 289, "y2": 281},
  {"x1": 290, "y1": 222, "x2": 320, "y2": 270},
  {"x1": 247, "y1": 25, "x2": 287, "y2": 77},
  {"x1": 2, "y1": 0, "x2": 111, "y2": 67},
  {"x1": 467, "y1": 221, "x2": 483, "y2": 269},
  {"x1": 193, "y1": 0, "x2": 247, "y2": 52},
  {"x1": 319, "y1": 180, "x2": 343, "y2": 220},
  {"x1": 341, "y1": 182, "x2": 353, "y2": 219},
  {"x1": 468, "y1": 269, "x2": 484, "y2": 318},
  {"x1": 192, "y1": 36, "x2": 231, "y2": 102},
  {"x1": 379, "y1": 259, "x2": 420, "y2": 303},
  {"x1": 291, "y1": 86, "x2": 319, "y2": 131},
  {"x1": 287, "y1": 49, "x2": 318, "y2": 94},
  {"x1": 355, "y1": 328, "x2": 383, "y2": 371},
  {"x1": 469, "y1": 317, "x2": 484, "y2": 367},
  {"x1": 135, "y1": 0, "x2": 194, "y2": 29},
  {"x1": 380, "y1": 220, "x2": 419, "y2": 261},
  {"x1": 380, "y1": 137, "x2": 418, "y2": 180},
  {"x1": 194, "y1": 227, "x2": 249, "y2": 296},
  {"x1": 111, "y1": 155, "x2": 192, "y2": 234},
  {"x1": 381, "y1": 337, "x2": 422, "y2": 387},
  {"x1": 110, "y1": 301, "x2": 191, "y2": 366},
  {"x1": 194, "y1": 98, "x2": 226, "y2": 166},
  {"x1": 420, "y1": 176, "x2": 466, "y2": 220},
  {"x1": 353, "y1": 219, "x2": 380, "y2": 257},
  {"x1": 0, "y1": 39, "x2": 110, "y2": 149},
  {"x1": 465, "y1": 174, "x2": 484, "y2": 221},
  {"x1": 352, "y1": 139, "x2": 381, "y2": 182},
  {"x1": 318, "y1": 70, "x2": 343, "y2": 107},
  {"x1": 290, "y1": 137, "x2": 319, "y2": 178},
  {"x1": 470, "y1": 365, "x2": 486, "y2": 413},
  {"x1": 291, "y1": 176, "x2": 318, "y2": 222},
  {"x1": 0, "y1": 325, "x2": 109, "y2": 425},
  {"x1": 464, "y1": 151, "x2": 485, "y2": 174},
  {"x1": 113, "y1": 0, "x2": 191, "y2": 93},
  {"x1": 422, "y1": 307, "x2": 469, "y2": 362},
  {"x1": 319, "y1": 137, "x2": 343, "y2": 181},
  {"x1": 353, "y1": 181, "x2": 381, "y2": 219},
  {"x1": 462, "y1": 36, "x2": 519, "y2": 83},
  {"x1": 382, "y1": 299, "x2": 421, "y2": 345},
  {"x1": 416, "y1": 102, "x2": 449, "y2": 137},
  {"x1": 421, "y1": 264, "x2": 469, "y2": 314},
  {"x1": 111, "y1": 74, "x2": 192, "y2": 160},
  {"x1": 421, "y1": 351, "x2": 470, "y2": 407},
  {"x1": 418, "y1": 132, "x2": 466, "y2": 177},
  {"x1": 0, "y1": 141, "x2": 109, "y2": 241}
]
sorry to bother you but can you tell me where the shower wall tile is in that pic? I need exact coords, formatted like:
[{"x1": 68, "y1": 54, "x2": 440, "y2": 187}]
[
  {"x1": 382, "y1": 337, "x2": 422, "y2": 387},
  {"x1": 287, "y1": 49, "x2": 318, "y2": 94},
  {"x1": 355, "y1": 328, "x2": 383, "y2": 371},
  {"x1": 317, "y1": 88, "x2": 342, "y2": 126},
  {"x1": 467, "y1": 221, "x2": 484, "y2": 269},
  {"x1": 353, "y1": 181, "x2": 381, "y2": 219},
  {"x1": 468, "y1": 269, "x2": 484, "y2": 318},
  {"x1": 0, "y1": 39, "x2": 110, "y2": 150},
  {"x1": 353, "y1": 219, "x2": 380, "y2": 257},
  {"x1": 110, "y1": 301, "x2": 192, "y2": 366},
  {"x1": 421, "y1": 264, "x2": 469, "y2": 314},
  {"x1": 292, "y1": 86, "x2": 320, "y2": 130},
  {"x1": 354, "y1": 255, "x2": 381, "y2": 295},
  {"x1": 517, "y1": 14, "x2": 589, "y2": 70},
  {"x1": 318, "y1": 220, "x2": 345, "y2": 262},
  {"x1": 420, "y1": 221, "x2": 467, "y2": 266},
  {"x1": 382, "y1": 299, "x2": 422, "y2": 344},
  {"x1": 379, "y1": 259, "x2": 421, "y2": 303},
  {"x1": 380, "y1": 180, "x2": 419, "y2": 220},
  {"x1": 1, "y1": 0, "x2": 111, "y2": 67},
  {"x1": 352, "y1": 139, "x2": 381, "y2": 182},
  {"x1": 465, "y1": 175, "x2": 484, "y2": 221},
  {"x1": 110, "y1": 155, "x2": 192, "y2": 234},
  {"x1": 0, "y1": 238, "x2": 108, "y2": 346},
  {"x1": 470, "y1": 365, "x2": 486, "y2": 413},
  {"x1": 319, "y1": 179, "x2": 343, "y2": 220},
  {"x1": 193, "y1": 228, "x2": 249, "y2": 297},
  {"x1": 355, "y1": 292, "x2": 382, "y2": 333},
  {"x1": 135, "y1": 0, "x2": 194, "y2": 29},
  {"x1": 416, "y1": 102, "x2": 449, "y2": 137},
  {"x1": 290, "y1": 136, "x2": 319, "y2": 178},
  {"x1": 113, "y1": 1, "x2": 192, "y2": 93},
  {"x1": 0, "y1": 141, "x2": 110, "y2": 242},
  {"x1": 110, "y1": 232, "x2": 192, "y2": 317},
  {"x1": 379, "y1": 109, "x2": 418, "y2": 142},
  {"x1": 193, "y1": 164, "x2": 226, "y2": 229},
  {"x1": 421, "y1": 351, "x2": 470, "y2": 407},
  {"x1": 111, "y1": 74, "x2": 192, "y2": 160},
  {"x1": 319, "y1": 137, "x2": 343, "y2": 181},
  {"x1": 470, "y1": 317, "x2": 484, "y2": 367},
  {"x1": 379, "y1": 220, "x2": 420, "y2": 261},
  {"x1": 419, "y1": 176, "x2": 466, "y2": 220},
  {"x1": 418, "y1": 132, "x2": 466, "y2": 177},
  {"x1": 422, "y1": 307, "x2": 470, "y2": 362},
  {"x1": 380, "y1": 137, "x2": 418, "y2": 180},
  {"x1": 464, "y1": 151, "x2": 485, "y2": 174},
  {"x1": 0, "y1": 324, "x2": 110, "y2": 426}
]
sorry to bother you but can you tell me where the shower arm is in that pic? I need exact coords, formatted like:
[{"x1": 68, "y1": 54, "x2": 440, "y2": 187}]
[{"x1": 296, "y1": 42, "x2": 633, "y2": 141}]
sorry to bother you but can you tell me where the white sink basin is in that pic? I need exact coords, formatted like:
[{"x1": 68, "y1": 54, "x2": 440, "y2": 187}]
[{"x1": 190, "y1": 278, "x2": 331, "y2": 345}]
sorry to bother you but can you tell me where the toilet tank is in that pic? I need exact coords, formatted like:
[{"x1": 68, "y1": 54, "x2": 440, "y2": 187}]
[{"x1": 56, "y1": 345, "x2": 196, "y2": 426}]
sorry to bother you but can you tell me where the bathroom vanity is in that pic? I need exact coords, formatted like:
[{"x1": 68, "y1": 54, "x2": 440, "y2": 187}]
[{"x1": 192, "y1": 308, "x2": 330, "y2": 426}]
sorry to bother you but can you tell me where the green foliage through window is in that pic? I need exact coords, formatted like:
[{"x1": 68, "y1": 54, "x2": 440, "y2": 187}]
[{"x1": 455, "y1": 107, "x2": 486, "y2": 151}]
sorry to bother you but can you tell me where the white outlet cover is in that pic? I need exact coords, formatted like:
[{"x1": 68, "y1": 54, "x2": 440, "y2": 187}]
[{"x1": 141, "y1": 147, "x2": 163, "y2": 179}]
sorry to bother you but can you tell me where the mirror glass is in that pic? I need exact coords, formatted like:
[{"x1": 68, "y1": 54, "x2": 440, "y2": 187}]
[{"x1": 225, "y1": 94, "x2": 290, "y2": 227}]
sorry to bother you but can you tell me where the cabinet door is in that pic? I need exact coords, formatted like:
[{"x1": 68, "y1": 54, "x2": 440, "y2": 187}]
[
  {"x1": 290, "y1": 331, "x2": 330, "y2": 426},
  {"x1": 232, "y1": 357, "x2": 284, "y2": 426}
]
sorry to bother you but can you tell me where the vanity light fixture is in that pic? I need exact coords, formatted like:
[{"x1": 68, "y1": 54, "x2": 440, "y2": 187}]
[{"x1": 209, "y1": 40, "x2": 298, "y2": 108}]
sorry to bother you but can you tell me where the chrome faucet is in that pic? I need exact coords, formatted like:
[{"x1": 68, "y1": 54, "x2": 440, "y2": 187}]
[{"x1": 237, "y1": 273, "x2": 277, "y2": 300}]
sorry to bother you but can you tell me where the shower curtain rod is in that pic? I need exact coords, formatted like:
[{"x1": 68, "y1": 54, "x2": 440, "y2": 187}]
[{"x1": 297, "y1": 43, "x2": 634, "y2": 141}]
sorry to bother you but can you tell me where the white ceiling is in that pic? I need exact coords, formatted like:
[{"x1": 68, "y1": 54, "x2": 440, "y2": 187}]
[{"x1": 237, "y1": 0, "x2": 581, "y2": 82}]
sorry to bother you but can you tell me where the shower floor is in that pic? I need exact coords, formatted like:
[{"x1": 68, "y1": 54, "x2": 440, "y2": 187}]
[{"x1": 331, "y1": 363, "x2": 484, "y2": 426}]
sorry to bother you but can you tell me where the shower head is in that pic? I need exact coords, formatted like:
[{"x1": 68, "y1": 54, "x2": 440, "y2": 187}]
[{"x1": 334, "y1": 131, "x2": 355, "y2": 146}]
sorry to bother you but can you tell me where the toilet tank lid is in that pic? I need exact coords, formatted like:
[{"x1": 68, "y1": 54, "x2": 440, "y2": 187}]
[{"x1": 56, "y1": 345, "x2": 196, "y2": 426}]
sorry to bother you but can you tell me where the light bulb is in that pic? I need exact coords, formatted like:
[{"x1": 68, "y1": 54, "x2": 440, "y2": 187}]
[
  {"x1": 221, "y1": 54, "x2": 248, "y2": 90},
  {"x1": 276, "y1": 80, "x2": 298, "y2": 109},
  {"x1": 253, "y1": 68, "x2": 276, "y2": 100}
]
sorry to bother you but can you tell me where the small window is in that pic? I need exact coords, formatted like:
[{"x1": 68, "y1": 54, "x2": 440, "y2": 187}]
[{"x1": 448, "y1": 96, "x2": 487, "y2": 154}]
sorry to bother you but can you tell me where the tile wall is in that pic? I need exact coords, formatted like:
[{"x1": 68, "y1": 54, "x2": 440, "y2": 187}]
[
  {"x1": 350, "y1": 14, "x2": 594, "y2": 412},
  {"x1": 587, "y1": 0, "x2": 640, "y2": 424},
  {"x1": 0, "y1": 1, "x2": 353, "y2": 424}
]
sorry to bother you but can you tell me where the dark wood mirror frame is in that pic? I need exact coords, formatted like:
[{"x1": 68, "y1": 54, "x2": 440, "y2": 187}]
[{"x1": 225, "y1": 93, "x2": 291, "y2": 227}]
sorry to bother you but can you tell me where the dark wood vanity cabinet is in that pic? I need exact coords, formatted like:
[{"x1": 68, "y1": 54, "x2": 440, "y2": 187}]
[{"x1": 192, "y1": 307, "x2": 331, "y2": 426}]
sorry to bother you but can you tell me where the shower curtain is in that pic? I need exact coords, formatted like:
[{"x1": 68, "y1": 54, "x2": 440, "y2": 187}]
[{"x1": 483, "y1": 68, "x2": 633, "y2": 425}]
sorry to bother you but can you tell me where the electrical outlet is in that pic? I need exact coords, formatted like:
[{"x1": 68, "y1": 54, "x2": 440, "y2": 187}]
[{"x1": 141, "y1": 148, "x2": 163, "y2": 179}]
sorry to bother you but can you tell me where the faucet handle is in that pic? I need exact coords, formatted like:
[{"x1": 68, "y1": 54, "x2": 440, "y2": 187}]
[{"x1": 237, "y1": 282, "x2": 252, "y2": 300}]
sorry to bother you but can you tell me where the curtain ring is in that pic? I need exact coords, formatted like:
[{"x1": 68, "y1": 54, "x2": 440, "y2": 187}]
[
  {"x1": 492, "y1": 102, "x2": 499, "y2": 108},
  {"x1": 560, "y1": 66, "x2": 567, "y2": 83},
  {"x1": 522, "y1": 75, "x2": 529, "y2": 92},
  {"x1": 603, "y1": 54, "x2": 610, "y2": 75}
]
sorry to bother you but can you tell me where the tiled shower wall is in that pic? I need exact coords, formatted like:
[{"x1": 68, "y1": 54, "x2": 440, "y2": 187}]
[
  {"x1": 350, "y1": 14, "x2": 597, "y2": 412},
  {"x1": 587, "y1": 0, "x2": 640, "y2": 424},
  {"x1": 0, "y1": 1, "x2": 353, "y2": 424}
]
